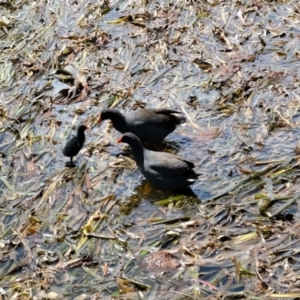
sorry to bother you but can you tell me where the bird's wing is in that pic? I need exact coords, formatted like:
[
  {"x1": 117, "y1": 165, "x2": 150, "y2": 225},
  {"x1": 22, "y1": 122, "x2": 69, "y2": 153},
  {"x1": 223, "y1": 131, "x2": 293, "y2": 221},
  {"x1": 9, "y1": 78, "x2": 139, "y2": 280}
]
[
  {"x1": 153, "y1": 109, "x2": 186, "y2": 124},
  {"x1": 153, "y1": 109, "x2": 183, "y2": 115},
  {"x1": 145, "y1": 152, "x2": 194, "y2": 178}
]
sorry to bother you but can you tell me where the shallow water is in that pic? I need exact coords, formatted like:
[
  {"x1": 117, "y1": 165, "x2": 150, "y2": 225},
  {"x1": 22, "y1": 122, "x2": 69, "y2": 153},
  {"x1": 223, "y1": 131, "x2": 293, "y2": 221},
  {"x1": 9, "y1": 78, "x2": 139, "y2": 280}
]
[{"x1": 1, "y1": 0, "x2": 300, "y2": 299}]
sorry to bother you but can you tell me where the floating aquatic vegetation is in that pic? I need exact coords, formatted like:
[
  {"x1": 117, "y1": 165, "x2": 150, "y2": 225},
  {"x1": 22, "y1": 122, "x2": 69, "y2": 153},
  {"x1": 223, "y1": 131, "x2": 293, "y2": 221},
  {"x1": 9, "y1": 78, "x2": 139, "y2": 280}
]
[{"x1": 1, "y1": 0, "x2": 300, "y2": 299}]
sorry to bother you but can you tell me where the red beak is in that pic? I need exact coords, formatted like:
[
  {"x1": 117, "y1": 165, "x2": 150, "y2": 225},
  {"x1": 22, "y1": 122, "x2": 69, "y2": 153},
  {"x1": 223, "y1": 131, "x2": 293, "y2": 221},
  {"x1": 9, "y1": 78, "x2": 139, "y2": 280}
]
[
  {"x1": 117, "y1": 136, "x2": 123, "y2": 143},
  {"x1": 98, "y1": 115, "x2": 102, "y2": 123}
]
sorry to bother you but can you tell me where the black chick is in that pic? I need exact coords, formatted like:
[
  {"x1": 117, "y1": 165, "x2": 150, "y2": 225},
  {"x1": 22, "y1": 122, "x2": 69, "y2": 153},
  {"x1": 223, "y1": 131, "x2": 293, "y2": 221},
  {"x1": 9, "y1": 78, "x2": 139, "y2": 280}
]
[{"x1": 63, "y1": 124, "x2": 89, "y2": 167}]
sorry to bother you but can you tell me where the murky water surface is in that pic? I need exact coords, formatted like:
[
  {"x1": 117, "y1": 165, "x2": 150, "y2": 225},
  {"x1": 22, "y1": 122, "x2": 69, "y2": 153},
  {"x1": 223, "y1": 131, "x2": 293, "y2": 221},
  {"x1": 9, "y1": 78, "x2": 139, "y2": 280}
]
[{"x1": 1, "y1": 0, "x2": 300, "y2": 299}]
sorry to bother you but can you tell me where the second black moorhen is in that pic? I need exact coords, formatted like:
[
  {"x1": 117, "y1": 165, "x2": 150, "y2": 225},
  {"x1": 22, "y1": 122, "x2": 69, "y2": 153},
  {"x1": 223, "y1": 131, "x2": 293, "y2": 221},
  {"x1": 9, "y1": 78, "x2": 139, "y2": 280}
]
[
  {"x1": 117, "y1": 133, "x2": 199, "y2": 190},
  {"x1": 62, "y1": 124, "x2": 89, "y2": 167},
  {"x1": 98, "y1": 108, "x2": 186, "y2": 143}
]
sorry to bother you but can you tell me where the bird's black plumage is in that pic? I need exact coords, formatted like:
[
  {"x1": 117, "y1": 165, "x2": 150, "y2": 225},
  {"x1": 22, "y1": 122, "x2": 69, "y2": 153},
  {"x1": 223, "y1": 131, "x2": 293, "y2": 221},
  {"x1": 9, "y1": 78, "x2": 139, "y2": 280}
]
[
  {"x1": 117, "y1": 133, "x2": 199, "y2": 190},
  {"x1": 99, "y1": 108, "x2": 185, "y2": 143},
  {"x1": 63, "y1": 124, "x2": 88, "y2": 167}
]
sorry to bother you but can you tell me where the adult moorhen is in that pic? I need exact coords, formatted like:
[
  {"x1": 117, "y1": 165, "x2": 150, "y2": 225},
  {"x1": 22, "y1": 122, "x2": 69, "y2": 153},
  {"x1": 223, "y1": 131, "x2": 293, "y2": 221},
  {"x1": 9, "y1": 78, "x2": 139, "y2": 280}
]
[
  {"x1": 117, "y1": 133, "x2": 199, "y2": 190},
  {"x1": 99, "y1": 108, "x2": 185, "y2": 143}
]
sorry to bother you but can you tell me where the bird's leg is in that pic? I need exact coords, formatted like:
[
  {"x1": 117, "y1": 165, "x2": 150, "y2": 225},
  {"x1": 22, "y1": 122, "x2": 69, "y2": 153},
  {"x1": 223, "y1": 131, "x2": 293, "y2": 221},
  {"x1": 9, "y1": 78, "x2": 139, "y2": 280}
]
[{"x1": 66, "y1": 157, "x2": 76, "y2": 168}]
